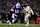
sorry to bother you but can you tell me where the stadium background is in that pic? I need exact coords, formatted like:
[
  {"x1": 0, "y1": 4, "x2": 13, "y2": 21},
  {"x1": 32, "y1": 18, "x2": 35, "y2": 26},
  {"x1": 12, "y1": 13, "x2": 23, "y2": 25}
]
[{"x1": 0, "y1": 0, "x2": 40, "y2": 24}]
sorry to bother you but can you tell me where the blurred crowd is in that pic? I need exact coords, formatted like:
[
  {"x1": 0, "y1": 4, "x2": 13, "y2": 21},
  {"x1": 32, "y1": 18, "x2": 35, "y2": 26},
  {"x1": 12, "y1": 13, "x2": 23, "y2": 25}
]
[
  {"x1": 0, "y1": 0, "x2": 40, "y2": 23},
  {"x1": 0, "y1": 0, "x2": 40, "y2": 14}
]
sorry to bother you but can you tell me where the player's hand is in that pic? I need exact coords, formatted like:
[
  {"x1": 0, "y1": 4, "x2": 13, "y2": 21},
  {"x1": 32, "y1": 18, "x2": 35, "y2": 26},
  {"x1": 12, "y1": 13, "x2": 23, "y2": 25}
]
[{"x1": 32, "y1": 13, "x2": 34, "y2": 15}]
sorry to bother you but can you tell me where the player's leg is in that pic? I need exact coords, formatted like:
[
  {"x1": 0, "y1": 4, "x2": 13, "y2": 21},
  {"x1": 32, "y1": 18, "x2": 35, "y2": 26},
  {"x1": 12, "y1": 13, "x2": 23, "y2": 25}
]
[
  {"x1": 25, "y1": 17, "x2": 29, "y2": 26},
  {"x1": 8, "y1": 13, "x2": 15, "y2": 26},
  {"x1": 8, "y1": 22, "x2": 11, "y2": 26},
  {"x1": 26, "y1": 18, "x2": 29, "y2": 26},
  {"x1": 12, "y1": 14, "x2": 18, "y2": 23},
  {"x1": 25, "y1": 14, "x2": 30, "y2": 26},
  {"x1": 8, "y1": 13, "x2": 18, "y2": 26},
  {"x1": 7, "y1": 18, "x2": 13, "y2": 23},
  {"x1": 7, "y1": 13, "x2": 12, "y2": 23},
  {"x1": 25, "y1": 16, "x2": 29, "y2": 26},
  {"x1": 8, "y1": 13, "x2": 17, "y2": 25},
  {"x1": 9, "y1": 16, "x2": 17, "y2": 25}
]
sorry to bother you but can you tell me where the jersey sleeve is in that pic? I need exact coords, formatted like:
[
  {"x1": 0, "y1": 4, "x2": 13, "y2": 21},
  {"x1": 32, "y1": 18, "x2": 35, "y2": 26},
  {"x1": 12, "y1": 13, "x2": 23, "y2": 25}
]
[{"x1": 20, "y1": 7, "x2": 22, "y2": 10}]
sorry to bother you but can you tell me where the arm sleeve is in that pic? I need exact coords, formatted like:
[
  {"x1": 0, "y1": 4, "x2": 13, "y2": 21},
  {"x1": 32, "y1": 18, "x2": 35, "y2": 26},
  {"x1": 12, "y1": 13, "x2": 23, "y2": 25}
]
[{"x1": 30, "y1": 8, "x2": 34, "y2": 15}]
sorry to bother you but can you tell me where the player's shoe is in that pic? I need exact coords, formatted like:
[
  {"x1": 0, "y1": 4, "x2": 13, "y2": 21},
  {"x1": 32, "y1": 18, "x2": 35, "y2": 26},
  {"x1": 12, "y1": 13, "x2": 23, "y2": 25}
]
[
  {"x1": 25, "y1": 24, "x2": 29, "y2": 26},
  {"x1": 25, "y1": 23, "x2": 29, "y2": 26},
  {"x1": 8, "y1": 24, "x2": 11, "y2": 26},
  {"x1": 8, "y1": 22, "x2": 11, "y2": 26}
]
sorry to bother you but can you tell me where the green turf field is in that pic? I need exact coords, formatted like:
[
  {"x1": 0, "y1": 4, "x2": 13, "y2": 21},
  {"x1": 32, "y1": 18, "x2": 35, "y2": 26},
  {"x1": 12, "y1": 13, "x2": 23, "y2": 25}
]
[{"x1": 0, "y1": 23, "x2": 40, "y2": 27}]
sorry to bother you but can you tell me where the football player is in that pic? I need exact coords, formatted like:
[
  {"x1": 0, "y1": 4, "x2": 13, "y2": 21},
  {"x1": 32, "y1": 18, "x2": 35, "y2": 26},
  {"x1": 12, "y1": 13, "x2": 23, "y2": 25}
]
[
  {"x1": 7, "y1": 2, "x2": 22, "y2": 26},
  {"x1": 22, "y1": 6, "x2": 34, "y2": 26}
]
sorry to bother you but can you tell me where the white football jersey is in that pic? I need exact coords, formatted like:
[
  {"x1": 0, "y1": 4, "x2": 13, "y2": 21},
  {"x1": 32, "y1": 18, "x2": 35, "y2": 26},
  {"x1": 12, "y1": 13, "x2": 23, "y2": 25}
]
[
  {"x1": 24, "y1": 6, "x2": 31, "y2": 14},
  {"x1": 24, "y1": 6, "x2": 34, "y2": 15}
]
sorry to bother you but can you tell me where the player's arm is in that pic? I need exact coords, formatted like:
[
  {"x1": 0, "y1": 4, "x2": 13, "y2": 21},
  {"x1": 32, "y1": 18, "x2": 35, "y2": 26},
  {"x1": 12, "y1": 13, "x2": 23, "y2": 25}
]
[
  {"x1": 11, "y1": 7, "x2": 14, "y2": 12},
  {"x1": 30, "y1": 8, "x2": 34, "y2": 15},
  {"x1": 22, "y1": 9, "x2": 26, "y2": 12}
]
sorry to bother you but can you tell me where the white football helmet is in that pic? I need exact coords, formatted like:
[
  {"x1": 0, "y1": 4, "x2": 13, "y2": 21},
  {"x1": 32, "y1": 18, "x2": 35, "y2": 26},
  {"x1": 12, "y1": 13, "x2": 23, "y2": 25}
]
[{"x1": 16, "y1": 2, "x2": 20, "y2": 8}]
